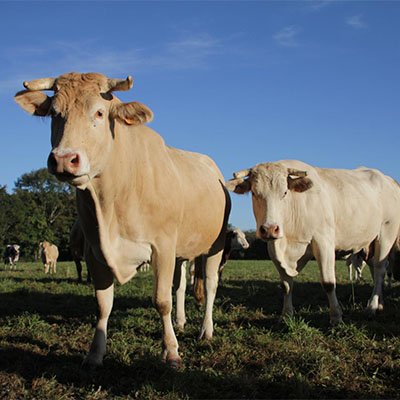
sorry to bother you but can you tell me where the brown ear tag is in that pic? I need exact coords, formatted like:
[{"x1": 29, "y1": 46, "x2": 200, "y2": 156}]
[{"x1": 124, "y1": 117, "x2": 136, "y2": 125}]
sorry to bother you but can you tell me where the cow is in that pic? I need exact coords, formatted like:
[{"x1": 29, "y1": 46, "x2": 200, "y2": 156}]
[
  {"x1": 15, "y1": 72, "x2": 230, "y2": 369},
  {"x1": 3, "y1": 244, "x2": 20, "y2": 270},
  {"x1": 226, "y1": 160, "x2": 400, "y2": 324},
  {"x1": 70, "y1": 219, "x2": 91, "y2": 283},
  {"x1": 39, "y1": 241, "x2": 59, "y2": 274}
]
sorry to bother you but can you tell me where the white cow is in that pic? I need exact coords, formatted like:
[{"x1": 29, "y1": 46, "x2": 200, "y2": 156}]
[{"x1": 227, "y1": 160, "x2": 400, "y2": 324}]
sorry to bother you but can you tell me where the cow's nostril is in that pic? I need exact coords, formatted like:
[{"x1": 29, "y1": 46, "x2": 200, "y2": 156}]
[
  {"x1": 47, "y1": 152, "x2": 57, "y2": 173},
  {"x1": 70, "y1": 154, "x2": 80, "y2": 165}
]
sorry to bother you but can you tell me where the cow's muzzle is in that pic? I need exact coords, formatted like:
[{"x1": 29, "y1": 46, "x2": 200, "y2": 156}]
[
  {"x1": 258, "y1": 224, "x2": 281, "y2": 241},
  {"x1": 48, "y1": 151, "x2": 83, "y2": 180}
]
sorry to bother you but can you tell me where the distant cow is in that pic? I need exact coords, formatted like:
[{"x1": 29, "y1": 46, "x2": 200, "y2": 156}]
[
  {"x1": 3, "y1": 244, "x2": 20, "y2": 270},
  {"x1": 15, "y1": 72, "x2": 230, "y2": 369},
  {"x1": 39, "y1": 241, "x2": 59, "y2": 274},
  {"x1": 227, "y1": 160, "x2": 400, "y2": 324},
  {"x1": 70, "y1": 220, "x2": 91, "y2": 283}
]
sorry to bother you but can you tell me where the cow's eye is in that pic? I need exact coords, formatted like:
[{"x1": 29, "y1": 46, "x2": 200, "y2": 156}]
[
  {"x1": 95, "y1": 110, "x2": 104, "y2": 119},
  {"x1": 282, "y1": 190, "x2": 288, "y2": 199}
]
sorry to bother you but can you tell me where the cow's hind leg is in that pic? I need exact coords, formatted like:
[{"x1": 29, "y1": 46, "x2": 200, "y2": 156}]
[
  {"x1": 199, "y1": 250, "x2": 223, "y2": 340},
  {"x1": 152, "y1": 248, "x2": 181, "y2": 367},
  {"x1": 75, "y1": 259, "x2": 83, "y2": 283},
  {"x1": 82, "y1": 252, "x2": 114, "y2": 370},
  {"x1": 173, "y1": 259, "x2": 187, "y2": 329},
  {"x1": 366, "y1": 239, "x2": 393, "y2": 315}
]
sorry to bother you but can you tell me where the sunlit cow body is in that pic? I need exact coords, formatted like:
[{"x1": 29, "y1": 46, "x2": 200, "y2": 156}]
[
  {"x1": 3, "y1": 244, "x2": 20, "y2": 270},
  {"x1": 227, "y1": 160, "x2": 400, "y2": 323},
  {"x1": 39, "y1": 241, "x2": 59, "y2": 274},
  {"x1": 15, "y1": 72, "x2": 230, "y2": 368}
]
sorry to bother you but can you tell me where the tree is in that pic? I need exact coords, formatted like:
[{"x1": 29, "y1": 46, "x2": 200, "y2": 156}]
[{"x1": 6, "y1": 169, "x2": 77, "y2": 260}]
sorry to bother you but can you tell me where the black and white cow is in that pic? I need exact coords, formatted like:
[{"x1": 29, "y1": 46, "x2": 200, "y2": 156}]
[{"x1": 4, "y1": 244, "x2": 20, "y2": 270}]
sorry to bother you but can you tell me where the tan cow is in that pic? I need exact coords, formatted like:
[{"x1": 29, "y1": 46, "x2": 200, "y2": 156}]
[
  {"x1": 15, "y1": 72, "x2": 230, "y2": 369},
  {"x1": 227, "y1": 160, "x2": 400, "y2": 324},
  {"x1": 39, "y1": 241, "x2": 59, "y2": 274}
]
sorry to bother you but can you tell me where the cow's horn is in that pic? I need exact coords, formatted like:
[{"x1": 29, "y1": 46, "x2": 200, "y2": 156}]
[
  {"x1": 107, "y1": 76, "x2": 133, "y2": 92},
  {"x1": 287, "y1": 168, "x2": 307, "y2": 177},
  {"x1": 23, "y1": 78, "x2": 56, "y2": 91},
  {"x1": 233, "y1": 168, "x2": 251, "y2": 179}
]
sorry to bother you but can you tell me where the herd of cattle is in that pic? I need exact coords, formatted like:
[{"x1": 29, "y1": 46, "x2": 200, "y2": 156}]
[{"x1": 10, "y1": 71, "x2": 400, "y2": 368}]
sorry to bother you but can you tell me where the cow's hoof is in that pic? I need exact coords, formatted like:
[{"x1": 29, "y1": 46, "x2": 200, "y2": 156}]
[
  {"x1": 81, "y1": 355, "x2": 103, "y2": 372},
  {"x1": 167, "y1": 357, "x2": 182, "y2": 369},
  {"x1": 174, "y1": 320, "x2": 186, "y2": 331},
  {"x1": 364, "y1": 307, "x2": 376, "y2": 319}
]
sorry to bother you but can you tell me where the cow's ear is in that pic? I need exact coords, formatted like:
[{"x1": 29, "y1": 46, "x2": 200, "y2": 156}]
[
  {"x1": 288, "y1": 176, "x2": 313, "y2": 193},
  {"x1": 110, "y1": 101, "x2": 153, "y2": 126},
  {"x1": 226, "y1": 178, "x2": 251, "y2": 194},
  {"x1": 14, "y1": 90, "x2": 52, "y2": 116}
]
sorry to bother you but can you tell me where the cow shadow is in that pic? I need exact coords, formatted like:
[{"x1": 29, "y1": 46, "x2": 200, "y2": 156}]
[{"x1": 0, "y1": 343, "x2": 391, "y2": 399}]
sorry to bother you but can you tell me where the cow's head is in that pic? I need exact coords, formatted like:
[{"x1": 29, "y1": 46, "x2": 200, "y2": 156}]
[
  {"x1": 231, "y1": 228, "x2": 249, "y2": 250},
  {"x1": 226, "y1": 162, "x2": 313, "y2": 241},
  {"x1": 15, "y1": 72, "x2": 153, "y2": 189}
]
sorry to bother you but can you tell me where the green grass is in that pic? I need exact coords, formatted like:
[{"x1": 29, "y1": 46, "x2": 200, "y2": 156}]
[{"x1": 1, "y1": 260, "x2": 400, "y2": 399}]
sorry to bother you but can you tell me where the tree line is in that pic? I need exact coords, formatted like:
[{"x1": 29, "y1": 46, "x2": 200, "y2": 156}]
[{"x1": 1, "y1": 168, "x2": 268, "y2": 261}]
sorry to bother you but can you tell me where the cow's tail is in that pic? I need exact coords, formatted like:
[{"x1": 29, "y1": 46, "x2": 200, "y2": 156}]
[
  {"x1": 391, "y1": 230, "x2": 400, "y2": 281},
  {"x1": 193, "y1": 256, "x2": 205, "y2": 305}
]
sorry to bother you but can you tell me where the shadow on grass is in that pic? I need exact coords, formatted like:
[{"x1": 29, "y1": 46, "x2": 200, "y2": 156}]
[
  {"x1": 0, "y1": 289, "x2": 153, "y2": 320},
  {"x1": 216, "y1": 279, "x2": 400, "y2": 338},
  {"x1": 0, "y1": 344, "x2": 393, "y2": 399}
]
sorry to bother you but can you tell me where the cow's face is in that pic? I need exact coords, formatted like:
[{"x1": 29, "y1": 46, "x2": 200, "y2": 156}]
[
  {"x1": 15, "y1": 72, "x2": 153, "y2": 189},
  {"x1": 226, "y1": 163, "x2": 313, "y2": 241},
  {"x1": 231, "y1": 229, "x2": 249, "y2": 250}
]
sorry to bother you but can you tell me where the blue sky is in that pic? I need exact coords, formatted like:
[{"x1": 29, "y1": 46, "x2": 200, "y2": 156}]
[{"x1": 1, "y1": 0, "x2": 400, "y2": 230}]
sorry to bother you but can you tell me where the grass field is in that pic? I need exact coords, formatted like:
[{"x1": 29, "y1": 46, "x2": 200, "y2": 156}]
[{"x1": 0, "y1": 260, "x2": 399, "y2": 399}]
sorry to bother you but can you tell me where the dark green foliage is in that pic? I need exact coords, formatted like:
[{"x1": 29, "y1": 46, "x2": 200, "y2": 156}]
[
  {"x1": 1, "y1": 169, "x2": 77, "y2": 260},
  {"x1": 1, "y1": 260, "x2": 399, "y2": 399}
]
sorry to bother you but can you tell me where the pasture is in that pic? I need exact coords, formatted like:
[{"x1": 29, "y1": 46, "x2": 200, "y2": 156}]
[{"x1": 0, "y1": 260, "x2": 399, "y2": 399}]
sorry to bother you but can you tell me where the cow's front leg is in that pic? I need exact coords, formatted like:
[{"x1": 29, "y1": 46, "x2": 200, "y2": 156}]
[
  {"x1": 313, "y1": 241, "x2": 342, "y2": 325},
  {"x1": 173, "y1": 259, "x2": 187, "y2": 329},
  {"x1": 82, "y1": 257, "x2": 114, "y2": 370},
  {"x1": 276, "y1": 265, "x2": 294, "y2": 321},
  {"x1": 153, "y1": 250, "x2": 181, "y2": 367}
]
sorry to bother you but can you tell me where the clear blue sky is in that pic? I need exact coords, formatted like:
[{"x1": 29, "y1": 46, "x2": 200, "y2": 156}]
[{"x1": 1, "y1": 1, "x2": 400, "y2": 231}]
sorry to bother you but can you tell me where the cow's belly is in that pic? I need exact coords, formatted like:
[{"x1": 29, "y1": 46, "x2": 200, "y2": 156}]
[
  {"x1": 107, "y1": 237, "x2": 152, "y2": 284},
  {"x1": 335, "y1": 219, "x2": 381, "y2": 253}
]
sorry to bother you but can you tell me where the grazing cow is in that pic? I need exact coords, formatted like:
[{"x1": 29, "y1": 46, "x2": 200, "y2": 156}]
[
  {"x1": 226, "y1": 160, "x2": 400, "y2": 324},
  {"x1": 39, "y1": 241, "x2": 59, "y2": 274},
  {"x1": 3, "y1": 244, "x2": 20, "y2": 270},
  {"x1": 15, "y1": 72, "x2": 230, "y2": 369},
  {"x1": 70, "y1": 219, "x2": 91, "y2": 283}
]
